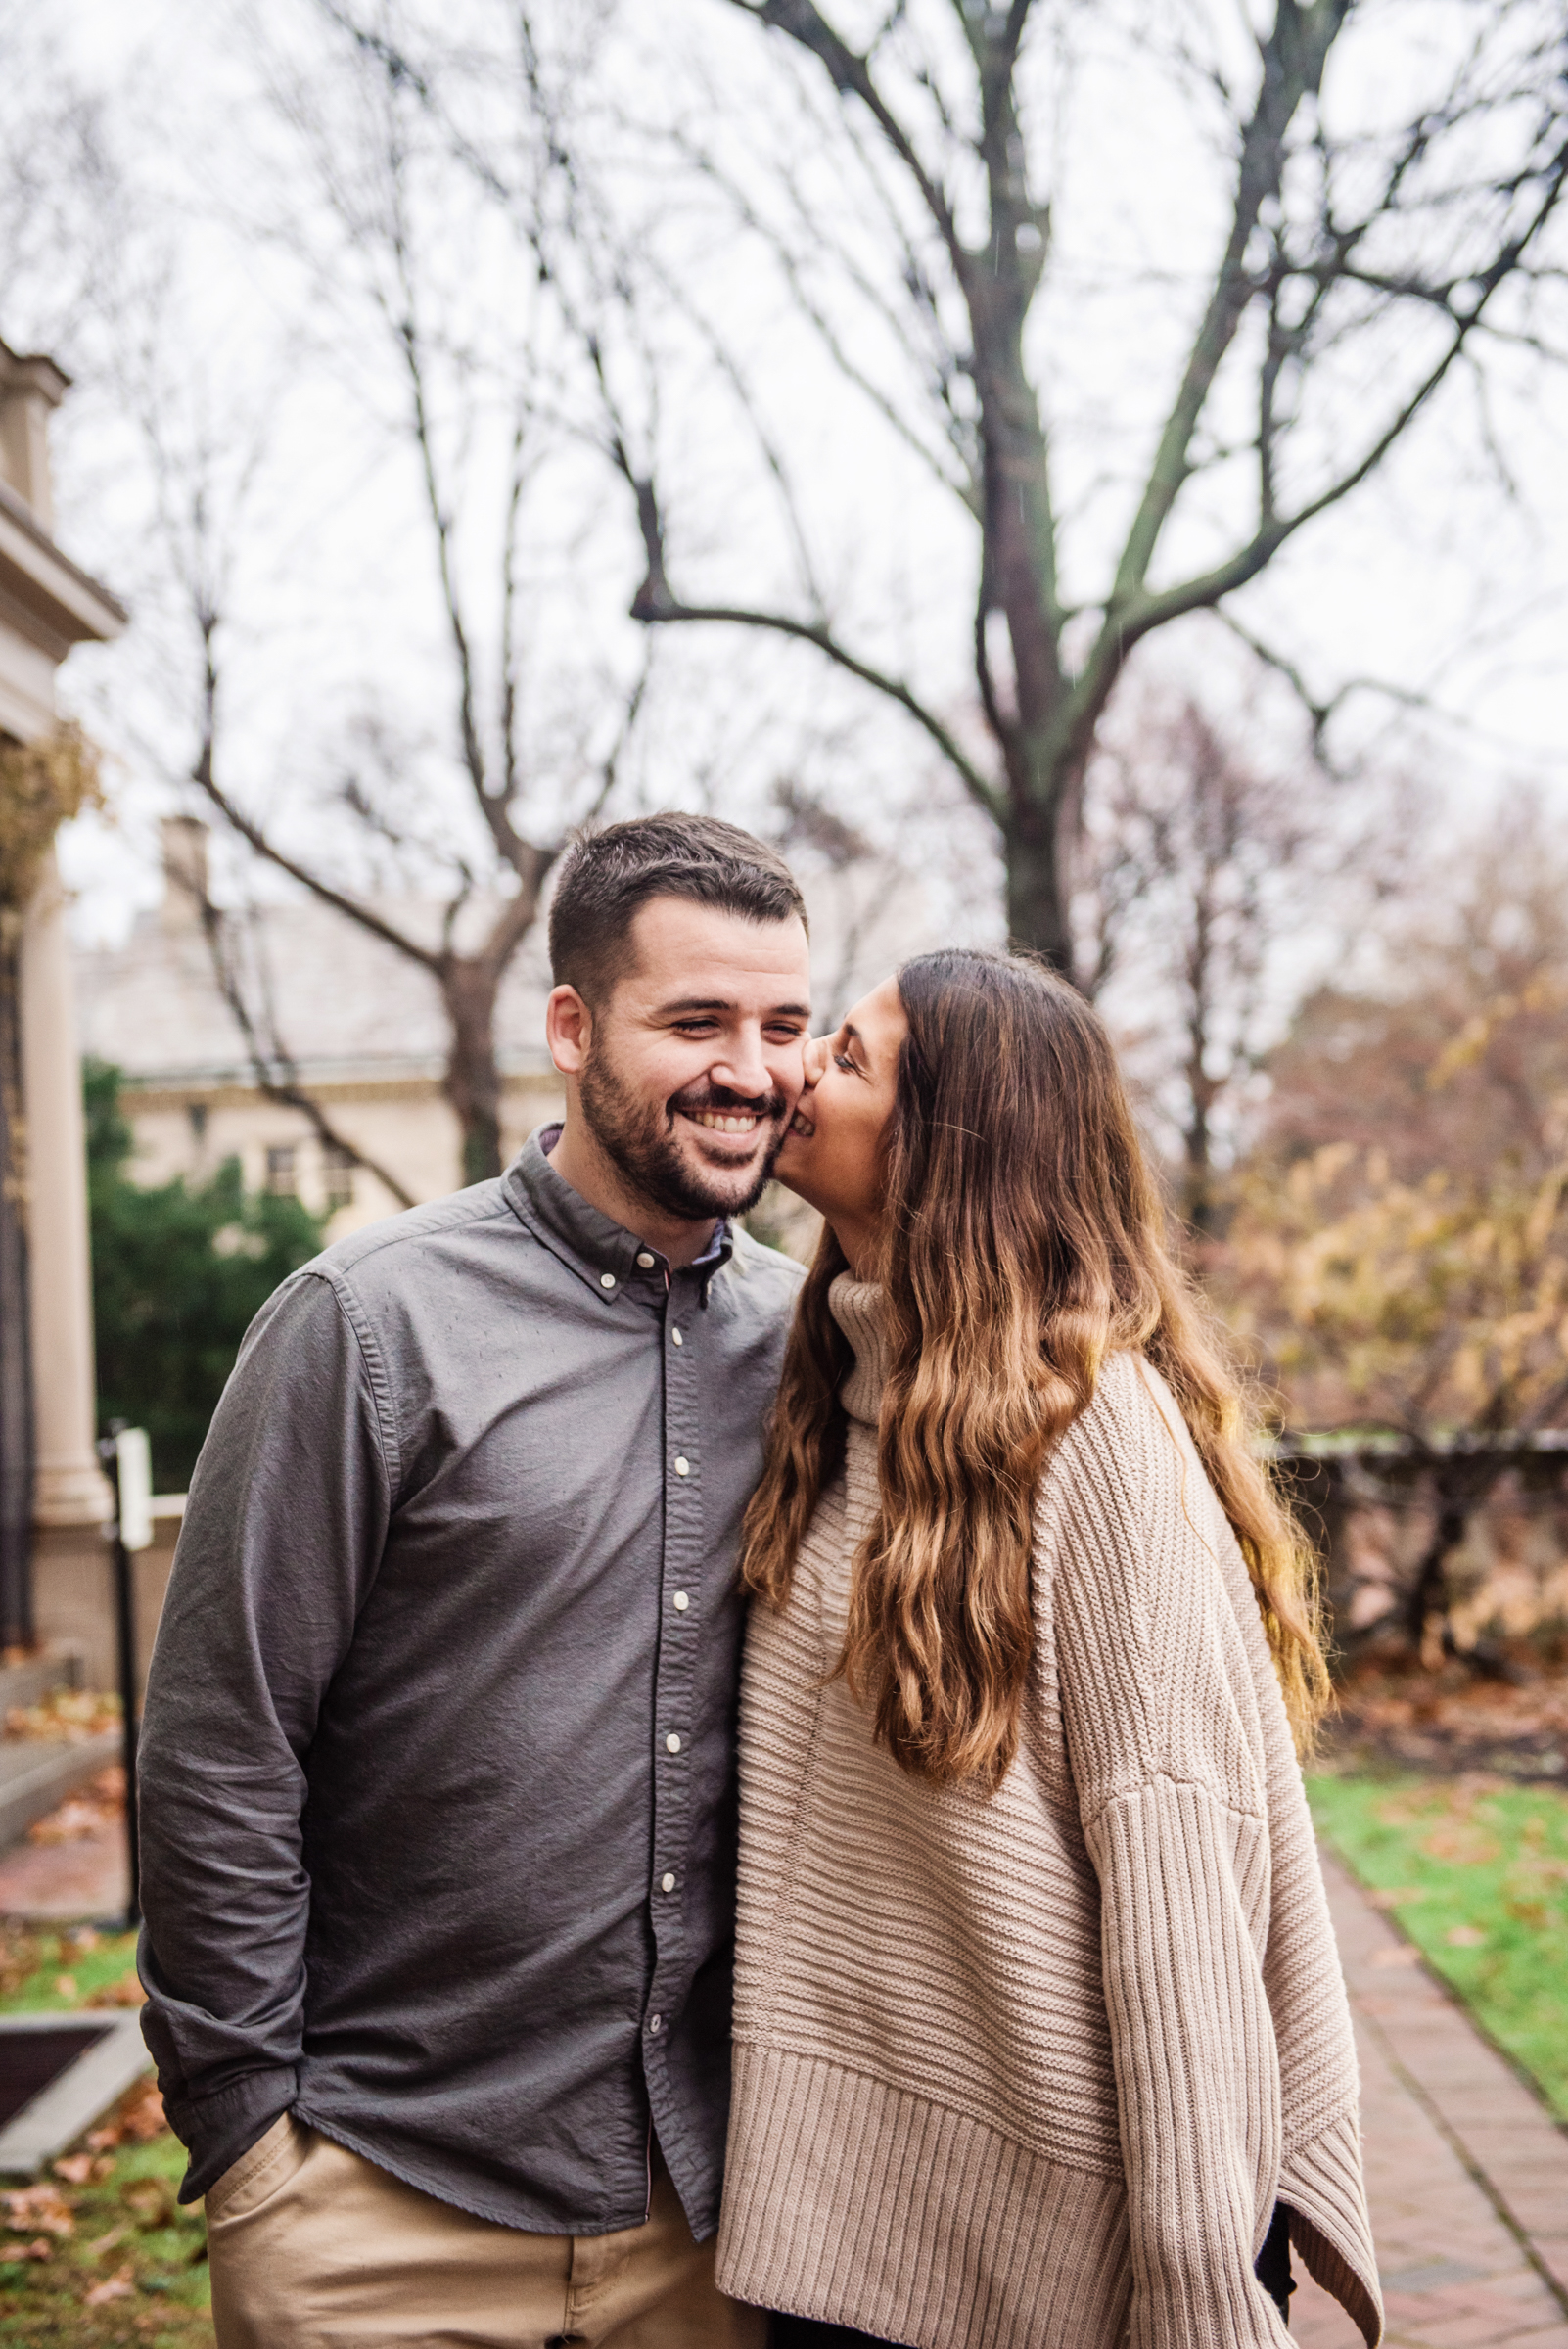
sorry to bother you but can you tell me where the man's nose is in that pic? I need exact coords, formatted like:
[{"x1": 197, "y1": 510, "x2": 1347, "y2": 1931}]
[{"x1": 711, "y1": 1029, "x2": 773, "y2": 1101}]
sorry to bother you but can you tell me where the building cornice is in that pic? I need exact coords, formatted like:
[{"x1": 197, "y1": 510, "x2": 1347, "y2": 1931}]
[{"x1": 0, "y1": 475, "x2": 126, "y2": 657}]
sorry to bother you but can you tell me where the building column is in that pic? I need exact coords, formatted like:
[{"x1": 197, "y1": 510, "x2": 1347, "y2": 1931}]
[{"x1": 21, "y1": 847, "x2": 113, "y2": 1534}]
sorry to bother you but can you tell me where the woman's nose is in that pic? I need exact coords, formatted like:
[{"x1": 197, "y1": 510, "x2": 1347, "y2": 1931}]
[{"x1": 803, "y1": 1034, "x2": 830, "y2": 1085}]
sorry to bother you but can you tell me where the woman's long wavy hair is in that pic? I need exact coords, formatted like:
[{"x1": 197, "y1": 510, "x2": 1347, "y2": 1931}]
[{"x1": 740, "y1": 948, "x2": 1329, "y2": 1789}]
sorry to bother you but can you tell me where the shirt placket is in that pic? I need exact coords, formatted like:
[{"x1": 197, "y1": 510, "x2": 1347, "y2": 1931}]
[{"x1": 644, "y1": 1263, "x2": 706, "y2": 2054}]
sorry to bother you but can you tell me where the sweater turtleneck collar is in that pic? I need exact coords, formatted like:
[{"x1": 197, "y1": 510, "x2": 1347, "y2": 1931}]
[{"x1": 828, "y1": 1273, "x2": 890, "y2": 1427}]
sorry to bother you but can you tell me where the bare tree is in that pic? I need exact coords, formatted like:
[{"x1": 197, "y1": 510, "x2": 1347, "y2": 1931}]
[
  {"x1": 0, "y1": 3, "x2": 123, "y2": 356},
  {"x1": 114, "y1": 14, "x2": 652, "y2": 1185},
  {"x1": 595, "y1": 0, "x2": 1568, "y2": 972},
  {"x1": 1077, "y1": 698, "x2": 1396, "y2": 1231}
]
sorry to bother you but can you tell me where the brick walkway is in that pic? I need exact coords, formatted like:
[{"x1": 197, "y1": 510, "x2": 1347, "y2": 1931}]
[{"x1": 1295, "y1": 1849, "x2": 1568, "y2": 2347}]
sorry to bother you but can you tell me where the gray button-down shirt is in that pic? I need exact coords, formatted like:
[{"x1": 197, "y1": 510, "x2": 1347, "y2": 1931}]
[{"x1": 136, "y1": 1128, "x2": 804, "y2": 2238}]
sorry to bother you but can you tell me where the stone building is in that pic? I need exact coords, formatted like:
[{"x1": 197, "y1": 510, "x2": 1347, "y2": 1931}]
[{"x1": 0, "y1": 337, "x2": 126, "y2": 1661}]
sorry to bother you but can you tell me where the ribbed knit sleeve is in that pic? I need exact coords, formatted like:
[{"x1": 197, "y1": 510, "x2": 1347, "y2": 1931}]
[{"x1": 1051, "y1": 1355, "x2": 1364, "y2": 2348}]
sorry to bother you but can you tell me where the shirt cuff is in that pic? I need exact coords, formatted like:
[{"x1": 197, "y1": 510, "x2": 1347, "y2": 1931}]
[{"x1": 164, "y1": 2066, "x2": 300, "y2": 2204}]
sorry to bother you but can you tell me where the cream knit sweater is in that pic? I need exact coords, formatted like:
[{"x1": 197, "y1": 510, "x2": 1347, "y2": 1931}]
[{"x1": 717, "y1": 1277, "x2": 1381, "y2": 2349}]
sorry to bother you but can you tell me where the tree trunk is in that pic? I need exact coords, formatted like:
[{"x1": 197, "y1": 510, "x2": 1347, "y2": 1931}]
[
  {"x1": 1402, "y1": 1456, "x2": 1507, "y2": 1654},
  {"x1": 1404, "y1": 1495, "x2": 1469, "y2": 1652},
  {"x1": 441, "y1": 961, "x2": 506, "y2": 1186},
  {"x1": 1003, "y1": 790, "x2": 1076, "y2": 974}
]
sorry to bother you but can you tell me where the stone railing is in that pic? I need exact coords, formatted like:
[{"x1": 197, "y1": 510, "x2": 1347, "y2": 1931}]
[{"x1": 1279, "y1": 1433, "x2": 1568, "y2": 1666}]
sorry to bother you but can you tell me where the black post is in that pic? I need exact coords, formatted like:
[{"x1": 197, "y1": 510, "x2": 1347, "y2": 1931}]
[{"x1": 99, "y1": 1429, "x2": 140, "y2": 1931}]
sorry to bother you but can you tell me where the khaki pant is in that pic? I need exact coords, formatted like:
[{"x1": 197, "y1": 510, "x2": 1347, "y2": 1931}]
[{"x1": 206, "y1": 2115, "x2": 768, "y2": 2349}]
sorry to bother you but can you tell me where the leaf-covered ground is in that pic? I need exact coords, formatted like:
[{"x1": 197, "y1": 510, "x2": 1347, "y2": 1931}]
[
  {"x1": 1321, "y1": 1658, "x2": 1568, "y2": 1785},
  {"x1": 1, "y1": 1926, "x2": 212, "y2": 2346},
  {"x1": 1308, "y1": 1771, "x2": 1568, "y2": 2120}
]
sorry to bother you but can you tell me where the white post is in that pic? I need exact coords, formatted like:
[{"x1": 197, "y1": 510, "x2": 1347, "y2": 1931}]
[{"x1": 20, "y1": 846, "x2": 114, "y2": 1533}]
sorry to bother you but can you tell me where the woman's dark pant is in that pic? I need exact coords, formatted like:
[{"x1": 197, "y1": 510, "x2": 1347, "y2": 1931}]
[{"x1": 768, "y1": 2203, "x2": 1296, "y2": 2341}]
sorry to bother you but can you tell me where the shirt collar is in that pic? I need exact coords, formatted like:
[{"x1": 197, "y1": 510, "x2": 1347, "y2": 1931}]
[{"x1": 504, "y1": 1124, "x2": 733, "y2": 1305}]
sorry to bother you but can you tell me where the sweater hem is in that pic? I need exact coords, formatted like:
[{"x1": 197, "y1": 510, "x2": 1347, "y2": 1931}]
[
  {"x1": 1279, "y1": 2110, "x2": 1384, "y2": 2346},
  {"x1": 716, "y1": 2045, "x2": 1132, "y2": 2349}
]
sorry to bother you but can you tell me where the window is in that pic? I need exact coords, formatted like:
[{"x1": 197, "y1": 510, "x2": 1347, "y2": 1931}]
[
  {"x1": 323, "y1": 1143, "x2": 355, "y2": 1211},
  {"x1": 264, "y1": 1144, "x2": 297, "y2": 1197}
]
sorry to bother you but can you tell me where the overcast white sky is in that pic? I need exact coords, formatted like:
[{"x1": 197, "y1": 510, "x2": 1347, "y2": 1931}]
[{"x1": 17, "y1": 0, "x2": 1568, "y2": 974}]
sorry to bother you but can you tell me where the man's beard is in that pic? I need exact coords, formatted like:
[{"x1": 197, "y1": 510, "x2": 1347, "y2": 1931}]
[{"x1": 577, "y1": 1046, "x2": 789, "y2": 1223}]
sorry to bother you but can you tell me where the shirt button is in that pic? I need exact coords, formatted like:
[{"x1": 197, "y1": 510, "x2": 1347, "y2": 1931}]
[
  {"x1": 674, "y1": 1457, "x2": 689, "y2": 1476},
  {"x1": 661, "y1": 1872, "x2": 676, "y2": 1893},
  {"x1": 599, "y1": 1271, "x2": 616, "y2": 1290},
  {"x1": 636, "y1": 1250, "x2": 656, "y2": 1268},
  {"x1": 665, "y1": 1732, "x2": 682, "y2": 1754},
  {"x1": 672, "y1": 1591, "x2": 689, "y2": 1612},
  {"x1": 670, "y1": 1328, "x2": 683, "y2": 1346},
  {"x1": 648, "y1": 2013, "x2": 663, "y2": 2035}
]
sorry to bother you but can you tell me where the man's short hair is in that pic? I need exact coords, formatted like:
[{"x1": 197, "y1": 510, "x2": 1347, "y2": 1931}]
[{"x1": 548, "y1": 812, "x2": 807, "y2": 1004}]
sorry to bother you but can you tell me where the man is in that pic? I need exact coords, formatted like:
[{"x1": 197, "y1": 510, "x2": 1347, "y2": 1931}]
[{"x1": 137, "y1": 813, "x2": 814, "y2": 2347}]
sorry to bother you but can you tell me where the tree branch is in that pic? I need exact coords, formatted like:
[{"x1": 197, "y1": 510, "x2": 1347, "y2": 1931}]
[
  {"x1": 727, "y1": 0, "x2": 970, "y2": 283},
  {"x1": 1110, "y1": 0, "x2": 1351, "y2": 609},
  {"x1": 628, "y1": 466, "x2": 1000, "y2": 817},
  {"x1": 190, "y1": 627, "x2": 442, "y2": 977},
  {"x1": 186, "y1": 882, "x2": 418, "y2": 1212}
]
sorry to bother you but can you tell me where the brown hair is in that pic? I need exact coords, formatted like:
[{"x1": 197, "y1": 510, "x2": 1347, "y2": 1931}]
[
  {"x1": 548, "y1": 812, "x2": 807, "y2": 1004},
  {"x1": 740, "y1": 947, "x2": 1328, "y2": 1788}
]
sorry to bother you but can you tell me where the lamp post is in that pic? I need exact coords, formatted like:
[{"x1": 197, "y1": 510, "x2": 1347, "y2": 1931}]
[{"x1": 98, "y1": 1424, "x2": 152, "y2": 1931}]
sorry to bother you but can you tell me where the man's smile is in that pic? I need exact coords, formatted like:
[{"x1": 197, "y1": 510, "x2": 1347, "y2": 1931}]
[{"x1": 683, "y1": 1109, "x2": 762, "y2": 1135}]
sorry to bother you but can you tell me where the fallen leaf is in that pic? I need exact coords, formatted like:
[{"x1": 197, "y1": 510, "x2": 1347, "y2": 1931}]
[
  {"x1": 12, "y1": 2235, "x2": 54, "y2": 2261},
  {"x1": 118, "y1": 2081, "x2": 167, "y2": 2141},
  {"x1": 1446, "y1": 1923, "x2": 1487, "y2": 1946},
  {"x1": 1366, "y1": 1888, "x2": 1427, "y2": 1911},
  {"x1": 86, "y1": 1973, "x2": 147, "y2": 2009},
  {"x1": 4, "y1": 1689, "x2": 121, "y2": 1740},
  {"x1": 52, "y1": 2154, "x2": 96, "y2": 2185},
  {"x1": 54, "y1": 1973, "x2": 77, "y2": 1998},
  {"x1": 87, "y1": 2227, "x2": 127, "y2": 2259},
  {"x1": 88, "y1": 2079, "x2": 167, "y2": 2150},
  {"x1": 84, "y1": 2261, "x2": 136, "y2": 2305},
  {"x1": 121, "y1": 2177, "x2": 176, "y2": 2229},
  {"x1": 3, "y1": 2184, "x2": 73, "y2": 2236}
]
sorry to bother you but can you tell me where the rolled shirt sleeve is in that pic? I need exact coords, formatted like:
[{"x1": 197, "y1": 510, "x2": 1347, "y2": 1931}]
[{"x1": 136, "y1": 1269, "x2": 395, "y2": 2197}]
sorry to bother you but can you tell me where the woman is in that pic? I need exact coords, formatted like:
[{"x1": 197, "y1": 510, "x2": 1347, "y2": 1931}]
[{"x1": 720, "y1": 951, "x2": 1381, "y2": 2349}]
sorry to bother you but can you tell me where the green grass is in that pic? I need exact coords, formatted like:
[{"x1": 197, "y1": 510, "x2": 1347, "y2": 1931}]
[
  {"x1": 0, "y1": 1926, "x2": 142, "y2": 2014},
  {"x1": 0, "y1": 2131, "x2": 211, "y2": 2346},
  {"x1": 1307, "y1": 1772, "x2": 1568, "y2": 2121},
  {"x1": 1, "y1": 1926, "x2": 213, "y2": 2345}
]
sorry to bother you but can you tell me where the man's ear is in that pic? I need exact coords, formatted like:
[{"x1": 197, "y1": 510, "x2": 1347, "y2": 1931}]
[{"x1": 546, "y1": 984, "x2": 593, "y2": 1077}]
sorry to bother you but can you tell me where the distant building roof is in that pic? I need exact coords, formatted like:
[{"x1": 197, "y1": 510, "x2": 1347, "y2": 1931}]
[{"x1": 75, "y1": 894, "x2": 557, "y2": 1089}]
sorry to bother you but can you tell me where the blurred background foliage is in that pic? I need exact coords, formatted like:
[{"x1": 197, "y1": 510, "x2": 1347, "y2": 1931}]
[{"x1": 84, "y1": 1061, "x2": 322, "y2": 1490}]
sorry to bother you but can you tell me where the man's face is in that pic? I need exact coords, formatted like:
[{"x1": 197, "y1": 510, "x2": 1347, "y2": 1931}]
[{"x1": 557, "y1": 897, "x2": 813, "y2": 1223}]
